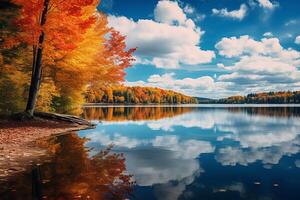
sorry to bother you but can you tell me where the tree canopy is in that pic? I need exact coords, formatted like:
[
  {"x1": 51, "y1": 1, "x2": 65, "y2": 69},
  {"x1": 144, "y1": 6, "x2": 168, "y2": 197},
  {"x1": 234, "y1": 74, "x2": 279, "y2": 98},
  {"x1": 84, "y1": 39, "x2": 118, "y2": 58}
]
[{"x1": 0, "y1": 0, "x2": 136, "y2": 115}]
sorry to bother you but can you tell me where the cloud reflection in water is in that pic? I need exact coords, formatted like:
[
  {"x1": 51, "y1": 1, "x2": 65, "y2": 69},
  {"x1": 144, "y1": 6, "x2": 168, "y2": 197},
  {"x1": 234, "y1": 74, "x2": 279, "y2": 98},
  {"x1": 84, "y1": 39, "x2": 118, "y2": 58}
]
[{"x1": 80, "y1": 106, "x2": 300, "y2": 199}]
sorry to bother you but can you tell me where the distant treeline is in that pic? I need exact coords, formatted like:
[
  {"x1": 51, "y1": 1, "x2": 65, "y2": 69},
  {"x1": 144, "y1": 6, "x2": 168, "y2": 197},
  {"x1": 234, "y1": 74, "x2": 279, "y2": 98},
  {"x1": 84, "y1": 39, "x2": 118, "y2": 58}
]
[
  {"x1": 85, "y1": 86, "x2": 198, "y2": 104},
  {"x1": 198, "y1": 91, "x2": 300, "y2": 104}
]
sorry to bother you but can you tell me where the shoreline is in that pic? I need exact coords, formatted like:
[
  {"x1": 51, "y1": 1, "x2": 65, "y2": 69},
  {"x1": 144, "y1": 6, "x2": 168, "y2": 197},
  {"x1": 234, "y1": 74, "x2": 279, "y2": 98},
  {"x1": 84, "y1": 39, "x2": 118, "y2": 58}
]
[
  {"x1": 0, "y1": 114, "x2": 95, "y2": 181},
  {"x1": 83, "y1": 103, "x2": 300, "y2": 108}
]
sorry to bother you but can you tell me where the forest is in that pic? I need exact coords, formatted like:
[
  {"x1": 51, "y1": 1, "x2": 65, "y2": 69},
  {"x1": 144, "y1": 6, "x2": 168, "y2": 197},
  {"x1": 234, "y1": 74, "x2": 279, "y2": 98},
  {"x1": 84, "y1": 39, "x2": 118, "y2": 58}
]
[
  {"x1": 1, "y1": 0, "x2": 298, "y2": 118},
  {"x1": 85, "y1": 86, "x2": 198, "y2": 104},
  {"x1": 0, "y1": 0, "x2": 135, "y2": 116},
  {"x1": 0, "y1": 0, "x2": 197, "y2": 117},
  {"x1": 199, "y1": 91, "x2": 300, "y2": 104}
]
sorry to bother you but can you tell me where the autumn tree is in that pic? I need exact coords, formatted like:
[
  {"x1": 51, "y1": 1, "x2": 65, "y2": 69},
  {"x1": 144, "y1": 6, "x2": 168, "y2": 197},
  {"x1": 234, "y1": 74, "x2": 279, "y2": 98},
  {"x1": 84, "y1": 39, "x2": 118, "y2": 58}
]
[
  {"x1": 0, "y1": 0, "x2": 31, "y2": 114},
  {"x1": 49, "y1": 16, "x2": 136, "y2": 113},
  {"x1": 86, "y1": 29, "x2": 137, "y2": 101},
  {"x1": 1, "y1": 0, "x2": 136, "y2": 116},
  {"x1": 8, "y1": 0, "x2": 98, "y2": 116}
]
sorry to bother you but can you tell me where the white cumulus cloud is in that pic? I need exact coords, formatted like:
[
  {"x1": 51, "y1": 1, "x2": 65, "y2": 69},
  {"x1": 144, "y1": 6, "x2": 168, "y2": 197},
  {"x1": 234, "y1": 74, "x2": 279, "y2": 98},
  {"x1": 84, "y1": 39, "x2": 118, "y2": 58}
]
[
  {"x1": 215, "y1": 35, "x2": 298, "y2": 59},
  {"x1": 295, "y1": 35, "x2": 300, "y2": 45},
  {"x1": 108, "y1": 0, "x2": 215, "y2": 69},
  {"x1": 219, "y1": 55, "x2": 297, "y2": 75},
  {"x1": 125, "y1": 35, "x2": 300, "y2": 98},
  {"x1": 215, "y1": 35, "x2": 300, "y2": 93},
  {"x1": 125, "y1": 72, "x2": 232, "y2": 98},
  {"x1": 257, "y1": 0, "x2": 278, "y2": 9},
  {"x1": 154, "y1": 0, "x2": 187, "y2": 25},
  {"x1": 212, "y1": 4, "x2": 248, "y2": 20},
  {"x1": 216, "y1": 35, "x2": 300, "y2": 63},
  {"x1": 263, "y1": 32, "x2": 273, "y2": 37}
]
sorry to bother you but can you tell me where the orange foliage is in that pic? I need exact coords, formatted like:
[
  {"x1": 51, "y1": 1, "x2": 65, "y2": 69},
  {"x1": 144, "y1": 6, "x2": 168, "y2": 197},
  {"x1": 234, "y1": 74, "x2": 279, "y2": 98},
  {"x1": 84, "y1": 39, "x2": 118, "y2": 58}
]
[
  {"x1": 3, "y1": 133, "x2": 134, "y2": 199},
  {"x1": 102, "y1": 30, "x2": 137, "y2": 81},
  {"x1": 1, "y1": 0, "x2": 136, "y2": 114},
  {"x1": 38, "y1": 134, "x2": 134, "y2": 199},
  {"x1": 11, "y1": 0, "x2": 97, "y2": 52},
  {"x1": 86, "y1": 85, "x2": 198, "y2": 104}
]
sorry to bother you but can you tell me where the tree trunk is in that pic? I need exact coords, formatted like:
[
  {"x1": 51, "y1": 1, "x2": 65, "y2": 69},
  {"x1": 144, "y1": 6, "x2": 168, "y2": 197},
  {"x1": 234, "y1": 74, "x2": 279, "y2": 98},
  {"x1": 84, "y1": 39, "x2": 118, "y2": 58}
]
[{"x1": 25, "y1": 0, "x2": 49, "y2": 116}]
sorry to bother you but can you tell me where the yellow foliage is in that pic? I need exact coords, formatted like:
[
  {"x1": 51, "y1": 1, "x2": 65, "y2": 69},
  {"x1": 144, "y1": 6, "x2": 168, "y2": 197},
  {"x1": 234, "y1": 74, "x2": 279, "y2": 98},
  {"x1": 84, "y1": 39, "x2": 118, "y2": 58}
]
[
  {"x1": 1, "y1": 2, "x2": 135, "y2": 114},
  {"x1": 36, "y1": 80, "x2": 60, "y2": 112}
]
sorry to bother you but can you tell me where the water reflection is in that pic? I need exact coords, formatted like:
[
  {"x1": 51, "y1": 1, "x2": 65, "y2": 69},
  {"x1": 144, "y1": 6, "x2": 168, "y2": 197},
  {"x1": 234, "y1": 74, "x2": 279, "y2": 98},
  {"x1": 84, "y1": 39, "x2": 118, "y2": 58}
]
[
  {"x1": 83, "y1": 106, "x2": 300, "y2": 121},
  {"x1": 80, "y1": 106, "x2": 300, "y2": 200},
  {"x1": 83, "y1": 106, "x2": 194, "y2": 121},
  {"x1": 227, "y1": 106, "x2": 300, "y2": 117},
  {"x1": 0, "y1": 133, "x2": 134, "y2": 200},
  {"x1": 2, "y1": 106, "x2": 300, "y2": 199}
]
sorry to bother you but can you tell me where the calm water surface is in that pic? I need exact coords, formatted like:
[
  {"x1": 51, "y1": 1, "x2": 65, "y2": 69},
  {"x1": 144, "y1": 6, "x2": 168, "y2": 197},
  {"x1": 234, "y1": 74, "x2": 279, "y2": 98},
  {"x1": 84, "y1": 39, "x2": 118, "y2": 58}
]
[
  {"x1": 1, "y1": 105, "x2": 300, "y2": 200},
  {"x1": 80, "y1": 106, "x2": 300, "y2": 200}
]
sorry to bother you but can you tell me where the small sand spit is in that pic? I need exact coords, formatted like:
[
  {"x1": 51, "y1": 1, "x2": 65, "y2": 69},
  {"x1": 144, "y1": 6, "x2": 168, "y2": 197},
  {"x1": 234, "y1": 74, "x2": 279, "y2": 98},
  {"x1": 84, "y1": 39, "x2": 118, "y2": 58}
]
[{"x1": 0, "y1": 115, "x2": 93, "y2": 181}]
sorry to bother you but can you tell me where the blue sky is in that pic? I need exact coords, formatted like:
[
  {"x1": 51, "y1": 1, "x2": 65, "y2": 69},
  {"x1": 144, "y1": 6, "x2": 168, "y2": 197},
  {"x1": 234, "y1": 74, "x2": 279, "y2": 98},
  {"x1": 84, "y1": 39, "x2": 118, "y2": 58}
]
[{"x1": 99, "y1": 0, "x2": 300, "y2": 98}]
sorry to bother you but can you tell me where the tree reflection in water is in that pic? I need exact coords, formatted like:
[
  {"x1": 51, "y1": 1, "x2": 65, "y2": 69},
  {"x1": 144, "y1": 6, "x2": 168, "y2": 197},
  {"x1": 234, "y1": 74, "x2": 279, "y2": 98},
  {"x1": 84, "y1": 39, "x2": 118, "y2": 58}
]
[
  {"x1": 82, "y1": 106, "x2": 300, "y2": 122},
  {"x1": 227, "y1": 106, "x2": 300, "y2": 118},
  {"x1": 83, "y1": 106, "x2": 194, "y2": 121},
  {"x1": 1, "y1": 133, "x2": 134, "y2": 200}
]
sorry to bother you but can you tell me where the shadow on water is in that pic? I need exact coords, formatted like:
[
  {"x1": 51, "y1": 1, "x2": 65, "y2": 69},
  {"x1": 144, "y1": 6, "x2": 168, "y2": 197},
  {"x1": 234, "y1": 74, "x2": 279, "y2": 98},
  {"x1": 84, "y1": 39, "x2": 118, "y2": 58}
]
[{"x1": 0, "y1": 133, "x2": 134, "y2": 200}]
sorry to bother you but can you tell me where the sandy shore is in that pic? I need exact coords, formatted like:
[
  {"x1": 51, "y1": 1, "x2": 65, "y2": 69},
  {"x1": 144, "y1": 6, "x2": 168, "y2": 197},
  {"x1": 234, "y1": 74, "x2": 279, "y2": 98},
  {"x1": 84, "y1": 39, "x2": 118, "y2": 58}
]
[{"x1": 0, "y1": 118, "x2": 93, "y2": 181}]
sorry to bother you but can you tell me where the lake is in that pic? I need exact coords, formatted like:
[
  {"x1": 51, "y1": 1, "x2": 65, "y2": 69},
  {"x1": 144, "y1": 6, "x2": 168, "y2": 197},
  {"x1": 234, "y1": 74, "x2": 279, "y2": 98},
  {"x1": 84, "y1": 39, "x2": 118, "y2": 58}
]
[{"x1": 1, "y1": 105, "x2": 300, "y2": 200}]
